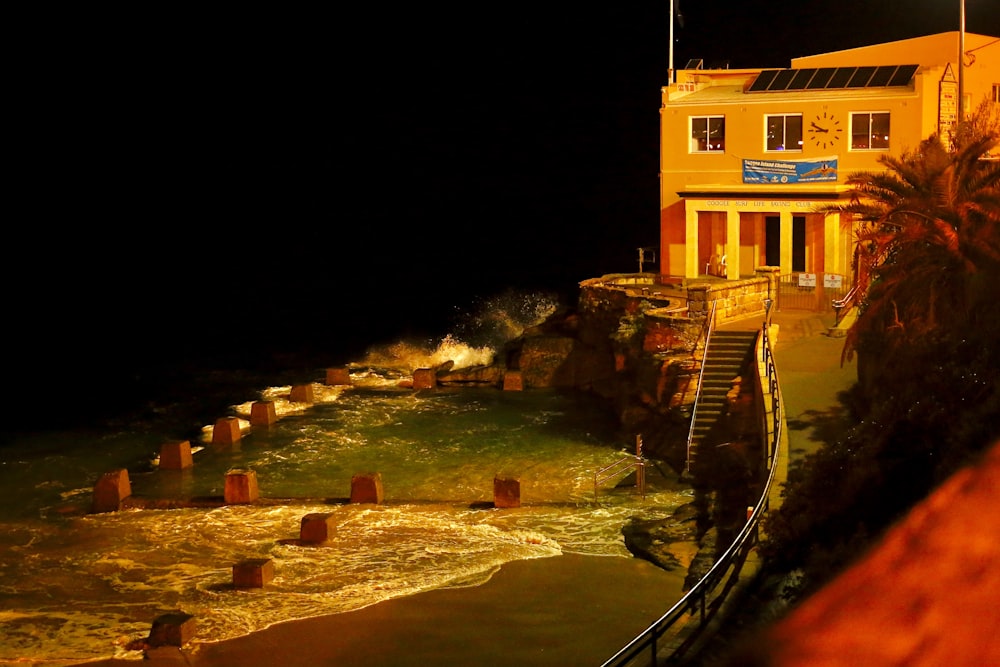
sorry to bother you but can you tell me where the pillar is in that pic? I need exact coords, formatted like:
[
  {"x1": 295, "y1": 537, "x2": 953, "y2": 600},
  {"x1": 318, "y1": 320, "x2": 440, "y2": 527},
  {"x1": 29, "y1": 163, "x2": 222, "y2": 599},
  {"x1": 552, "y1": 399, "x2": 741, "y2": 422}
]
[
  {"x1": 299, "y1": 513, "x2": 336, "y2": 543},
  {"x1": 685, "y1": 204, "x2": 700, "y2": 279},
  {"x1": 148, "y1": 612, "x2": 196, "y2": 647},
  {"x1": 212, "y1": 417, "x2": 242, "y2": 445},
  {"x1": 493, "y1": 476, "x2": 521, "y2": 508},
  {"x1": 780, "y1": 210, "x2": 794, "y2": 275},
  {"x1": 502, "y1": 371, "x2": 523, "y2": 391},
  {"x1": 232, "y1": 558, "x2": 274, "y2": 588},
  {"x1": 159, "y1": 441, "x2": 193, "y2": 470},
  {"x1": 325, "y1": 367, "x2": 352, "y2": 386},
  {"x1": 350, "y1": 473, "x2": 384, "y2": 504},
  {"x1": 412, "y1": 368, "x2": 436, "y2": 390},
  {"x1": 224, "y1": 469, "x2": 259, "y2": 504},
  {"x1": 289, "y1": 384, "x2": 314, "y2": 403},
  {"x1": 92, "y1": 469, "x2": 132, "y2": 513},
  {"x1": 725, "y1": 208, "x2": 740, "y2": 279},
  {"x1": 250, "y1": 401, "x2": 277, "y2": 428}
]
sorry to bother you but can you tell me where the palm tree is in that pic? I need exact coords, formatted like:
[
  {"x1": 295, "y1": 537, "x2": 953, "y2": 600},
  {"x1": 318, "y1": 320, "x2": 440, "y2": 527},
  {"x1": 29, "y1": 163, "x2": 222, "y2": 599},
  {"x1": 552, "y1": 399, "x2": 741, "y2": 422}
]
[
  {"x1": 824, "y1": 120, "x2": 1000, "y2": 373},
  {"x1": 760, "y1": 111, "x2": 1000, "y2": 590}
]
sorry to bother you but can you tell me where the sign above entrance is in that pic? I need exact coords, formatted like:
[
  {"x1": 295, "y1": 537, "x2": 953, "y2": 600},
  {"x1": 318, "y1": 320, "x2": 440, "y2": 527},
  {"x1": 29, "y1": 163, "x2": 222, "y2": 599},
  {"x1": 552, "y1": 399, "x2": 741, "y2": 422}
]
[{"x1": 743, "y1": 157, "x2": 838, "y2": 184}]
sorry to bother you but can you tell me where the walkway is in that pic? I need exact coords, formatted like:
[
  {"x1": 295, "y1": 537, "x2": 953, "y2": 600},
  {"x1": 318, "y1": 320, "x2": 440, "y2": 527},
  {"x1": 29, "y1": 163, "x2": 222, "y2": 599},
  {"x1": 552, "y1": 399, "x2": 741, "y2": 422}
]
[{"x1": 677, "y1": 308, "x2": 859, "y2": 663}]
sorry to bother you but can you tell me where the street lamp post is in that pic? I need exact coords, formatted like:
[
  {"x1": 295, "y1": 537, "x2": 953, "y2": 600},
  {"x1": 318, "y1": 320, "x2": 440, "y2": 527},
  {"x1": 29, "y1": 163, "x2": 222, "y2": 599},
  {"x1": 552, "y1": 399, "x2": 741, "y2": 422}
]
[{"x1": 958, "y1": 0, "x2": 966, "y2": 123}]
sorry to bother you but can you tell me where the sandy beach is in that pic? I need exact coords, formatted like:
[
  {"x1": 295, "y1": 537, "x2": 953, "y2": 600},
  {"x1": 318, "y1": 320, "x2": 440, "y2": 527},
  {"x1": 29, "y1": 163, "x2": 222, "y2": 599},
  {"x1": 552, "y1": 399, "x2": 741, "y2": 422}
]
[{"x1": 72, "y1": 553, "x2": 687, "y2": 667}]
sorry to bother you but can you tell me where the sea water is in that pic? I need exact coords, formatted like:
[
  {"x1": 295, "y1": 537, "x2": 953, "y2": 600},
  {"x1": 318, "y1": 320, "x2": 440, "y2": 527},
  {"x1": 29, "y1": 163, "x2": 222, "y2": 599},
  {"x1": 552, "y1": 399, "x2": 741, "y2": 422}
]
[{"x1": 0, "y1": 296, "x2": 693, "y2": 665}]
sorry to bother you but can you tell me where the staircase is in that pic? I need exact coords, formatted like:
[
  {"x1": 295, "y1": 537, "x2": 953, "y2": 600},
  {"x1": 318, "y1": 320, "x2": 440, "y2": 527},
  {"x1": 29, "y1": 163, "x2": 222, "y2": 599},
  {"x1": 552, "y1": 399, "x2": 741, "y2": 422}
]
[{"x1": 686, "y1": 329, "x2": 758, "y2": 471}]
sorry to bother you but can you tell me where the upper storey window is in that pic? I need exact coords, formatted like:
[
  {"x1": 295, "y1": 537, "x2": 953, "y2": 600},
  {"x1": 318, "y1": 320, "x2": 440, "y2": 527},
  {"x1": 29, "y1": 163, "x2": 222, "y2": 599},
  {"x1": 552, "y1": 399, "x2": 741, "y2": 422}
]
[
  {"x1": 851, "y1": 112, "x2": 891, "y2": 150},
  {"x1": 691, "y1": 116, "x2": 725, "y2": 152},
  {"x1": 766, "y1": 114, "x2": 803, "y2": 151}
]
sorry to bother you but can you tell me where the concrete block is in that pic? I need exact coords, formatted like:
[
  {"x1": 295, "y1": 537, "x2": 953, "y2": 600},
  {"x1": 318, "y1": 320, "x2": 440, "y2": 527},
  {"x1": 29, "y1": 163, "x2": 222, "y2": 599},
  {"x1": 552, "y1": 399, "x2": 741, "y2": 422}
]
[
  {"x1": 250, "y1": 401, "x2": 277, "y2": 427},
  {"x1": 212, "y1": 417, "x2": 241, "y2": 445},
  {"x1": 325, "y1": 367, "x2": 352, "y2": 385},
  {"x1": 290, "y1": 384, "x2": 314, "y2": 403},
  {"x1": 412, "y1": 368, "x2": 436, "y2": 390},
  {"x1": 224, "y1": 469, "x2": 259, "y2": 504},
  {"x1": 493, "y1": 476, "x2": 521, "y2": 508},
  {"x1": 148, "y1": 612, "x2": 196, "y2": 647},
  {"x1": 159, "y1": 441, "x2": 193, "y2": 470},
  {"x1": 299, "y1": 513, "x2": 336, "y2": 543},
  {"x1": 502, "y1": 371, "x2": 523, "y2": 391},
  {"x1": 92, "y1": 469, "x2": 131, "y2": 513},
  {"x1": 350, "y1": 473, "x2": 384, "y2": 504},
  {"x1": 232, "y1": 558, "x2": 274, "y2": 588}
]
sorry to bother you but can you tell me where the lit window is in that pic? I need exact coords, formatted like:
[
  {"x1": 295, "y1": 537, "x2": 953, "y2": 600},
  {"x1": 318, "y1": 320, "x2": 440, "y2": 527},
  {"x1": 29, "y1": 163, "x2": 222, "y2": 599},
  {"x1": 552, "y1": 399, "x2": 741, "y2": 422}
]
[
  {"x1": 851, "y1": 112, "x2": 890, "y2": 150},
  {"x1": 765, "y1": 114, "x2": 803, "y2": 151},
  {"x1": 691, "y1": 116, "x2": 725, "y2": 152}
]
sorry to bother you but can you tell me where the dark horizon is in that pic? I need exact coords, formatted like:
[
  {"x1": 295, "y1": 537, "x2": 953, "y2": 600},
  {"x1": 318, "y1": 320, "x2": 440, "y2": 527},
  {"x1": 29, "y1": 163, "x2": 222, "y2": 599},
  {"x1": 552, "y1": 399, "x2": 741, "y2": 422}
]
[{"x1": 7, "y1": 3, "x2": 996, "y2": 433}]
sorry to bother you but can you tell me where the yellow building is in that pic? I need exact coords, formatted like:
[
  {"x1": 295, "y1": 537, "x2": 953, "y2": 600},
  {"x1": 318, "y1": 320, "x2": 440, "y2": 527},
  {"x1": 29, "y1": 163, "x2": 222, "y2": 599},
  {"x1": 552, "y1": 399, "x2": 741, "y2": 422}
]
[{"x1": 658, "y1": 32, "x2": 999, "y2": 290}]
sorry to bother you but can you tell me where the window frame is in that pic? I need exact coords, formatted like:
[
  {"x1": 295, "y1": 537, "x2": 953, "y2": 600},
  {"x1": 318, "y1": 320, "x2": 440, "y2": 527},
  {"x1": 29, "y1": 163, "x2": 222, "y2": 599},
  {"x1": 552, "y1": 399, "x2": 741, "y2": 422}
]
[
  {"x1": 850, "y1": 111, "x2": 891, "y2": 151},
  {"x1": 690, "y1": 115, "x2": 726, "y2": 153},
  {"x1": 764, "y1": 113, "x2": 803, "y2": 152}
]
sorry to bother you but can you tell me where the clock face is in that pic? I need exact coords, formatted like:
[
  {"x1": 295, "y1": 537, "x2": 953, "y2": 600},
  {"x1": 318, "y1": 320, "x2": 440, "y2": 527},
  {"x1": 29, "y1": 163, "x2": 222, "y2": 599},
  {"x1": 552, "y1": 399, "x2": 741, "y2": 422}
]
[{"x1": 808, "y1": 111, "x2": 842, "y2": 149}]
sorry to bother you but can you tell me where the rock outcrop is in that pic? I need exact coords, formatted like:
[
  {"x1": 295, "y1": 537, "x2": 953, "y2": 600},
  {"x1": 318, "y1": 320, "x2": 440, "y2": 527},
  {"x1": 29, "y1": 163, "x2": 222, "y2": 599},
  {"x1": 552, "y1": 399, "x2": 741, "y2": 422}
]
[{"x1": 439, "y1": 281, "x2": 765, "y2": 577}]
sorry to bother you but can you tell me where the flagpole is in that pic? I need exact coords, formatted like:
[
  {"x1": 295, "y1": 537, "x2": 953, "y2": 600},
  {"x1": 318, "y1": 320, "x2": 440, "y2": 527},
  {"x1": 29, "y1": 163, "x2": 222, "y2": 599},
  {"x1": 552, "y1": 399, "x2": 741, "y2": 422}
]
[{"x1": 669, "y1": 0, "x2": 675, "y2": 84}]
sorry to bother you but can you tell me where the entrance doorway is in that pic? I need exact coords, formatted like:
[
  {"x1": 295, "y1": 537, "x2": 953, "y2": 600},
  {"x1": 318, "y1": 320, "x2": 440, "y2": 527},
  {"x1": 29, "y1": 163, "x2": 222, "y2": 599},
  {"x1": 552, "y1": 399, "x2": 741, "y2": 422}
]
[
  {"x1": 765, "y1": 216, "x2": 780, "y2": 266},
  {"x1": 764, "y1": 215, "x2": 807, "y2": 270}
]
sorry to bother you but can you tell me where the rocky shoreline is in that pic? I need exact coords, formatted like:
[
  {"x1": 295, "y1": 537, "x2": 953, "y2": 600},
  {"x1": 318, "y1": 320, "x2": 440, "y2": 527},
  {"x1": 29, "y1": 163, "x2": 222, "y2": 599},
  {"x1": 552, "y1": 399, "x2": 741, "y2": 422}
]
[{"x1": 436, "y1": 281, "x2": 767, "y2": 589}]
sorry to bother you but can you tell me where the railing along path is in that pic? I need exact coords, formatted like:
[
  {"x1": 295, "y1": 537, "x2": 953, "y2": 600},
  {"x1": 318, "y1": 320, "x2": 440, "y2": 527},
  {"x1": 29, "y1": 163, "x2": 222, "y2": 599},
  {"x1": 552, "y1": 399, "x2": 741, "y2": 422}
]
[{"x1": 601, "y1": 304, "x2": 783, "y2": 666}]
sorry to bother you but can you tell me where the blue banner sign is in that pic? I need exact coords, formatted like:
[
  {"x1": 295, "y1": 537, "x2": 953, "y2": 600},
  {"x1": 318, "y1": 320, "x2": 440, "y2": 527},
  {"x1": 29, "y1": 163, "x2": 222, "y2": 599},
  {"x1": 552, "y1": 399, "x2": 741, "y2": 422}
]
[{"x1": 742, "y1": 157, "x2": 838, "y2": 184}]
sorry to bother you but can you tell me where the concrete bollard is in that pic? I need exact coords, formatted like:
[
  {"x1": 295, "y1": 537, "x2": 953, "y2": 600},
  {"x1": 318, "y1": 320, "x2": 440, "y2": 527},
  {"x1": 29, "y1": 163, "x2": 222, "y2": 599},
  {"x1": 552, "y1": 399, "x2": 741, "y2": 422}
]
[
  {"x1": 224, "y1": 469, "x2": 259, "y2": 504},
  {"x1": 350, "y1": 472, "x2": 384, "y2": 504},
  {"x1": 289, "y1": 384, "x2": 314, "y2": 403},
  {"x1": 502, "y1": 371, "x2": 524, "y2": 391},
  {"x1": 325, "y1": 367, "x2": 352, "y2": 386},
  {"x1": 250, "y1": 401, "x2": 277, "y2": 428},
  {"x1": 92, "y1": 469, "x2": 132, "y2": 513},
  {"x1": 212, "y1": 417, "x2": 242, "y2": 445},
  {"x1": 232, "y1": 558, "x2": 274, "y2": 588},
  {"x1": 493, "y1": 476, "x2": 521, "y2": 508},
  {"x1": 159, "y1": 441, "x2": 193, "y2": 470},
  {"x1": 299, "y1": 513, "x2": 336, "y2": 543},
  {"x1": 412, "y1": 368, "x2": 436, "y2": 390},
  {"x1": 148, "y1": 612, "x2": 196, "y2": 647}
]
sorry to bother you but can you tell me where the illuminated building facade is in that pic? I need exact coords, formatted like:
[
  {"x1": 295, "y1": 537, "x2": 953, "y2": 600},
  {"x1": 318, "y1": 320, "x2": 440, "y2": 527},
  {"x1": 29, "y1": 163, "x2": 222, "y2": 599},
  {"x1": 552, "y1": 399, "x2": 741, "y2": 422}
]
[{"x1": 658, "y1": 32, "x2": 998, "y2": 283}]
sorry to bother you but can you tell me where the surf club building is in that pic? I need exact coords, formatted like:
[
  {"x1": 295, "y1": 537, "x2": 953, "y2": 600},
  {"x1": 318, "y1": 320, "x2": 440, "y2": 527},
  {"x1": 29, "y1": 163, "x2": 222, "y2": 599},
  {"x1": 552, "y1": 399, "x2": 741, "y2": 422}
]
[{"x1": 658, "y1": 32, "x2": 998, "y2": 292}]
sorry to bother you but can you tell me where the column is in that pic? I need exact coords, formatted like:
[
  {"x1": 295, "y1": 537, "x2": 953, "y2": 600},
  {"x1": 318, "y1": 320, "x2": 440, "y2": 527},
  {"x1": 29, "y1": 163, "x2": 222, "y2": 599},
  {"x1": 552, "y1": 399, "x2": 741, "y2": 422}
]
[
  {"x1": 780, "y1": 210, "x2": 794, "y2": 275},
  {"x1": 684, "y1": 204, "x2": 700, "y2": 279},
  {"x1": 725, "y1": 208, "x2": 740, "y2": 279}
]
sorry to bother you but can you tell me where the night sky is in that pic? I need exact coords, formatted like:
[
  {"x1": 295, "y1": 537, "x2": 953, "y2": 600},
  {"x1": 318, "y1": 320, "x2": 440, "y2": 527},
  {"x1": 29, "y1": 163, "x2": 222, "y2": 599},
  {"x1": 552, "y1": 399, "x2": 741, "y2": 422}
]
[{"x1": 7, "y1": 2, "x2": 996, "y2": 432}]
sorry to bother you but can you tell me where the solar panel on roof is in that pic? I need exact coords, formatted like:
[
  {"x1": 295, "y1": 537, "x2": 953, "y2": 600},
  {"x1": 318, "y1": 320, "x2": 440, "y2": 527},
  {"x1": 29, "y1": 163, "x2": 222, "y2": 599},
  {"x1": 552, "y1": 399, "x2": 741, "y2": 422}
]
[
  {"x1": 787, "y1": 68, "x2": 817, "y2": 90},
  {"x1": 769, "y1": 69, "x2": 798, "y2": 90},
  {"x1": 847, "y1": 66, "x2": 877, "y2": 87},
  {"x1": 748, "y1": 70, "x2": 780, "y2": 91},
  {"x1": 888, "y1": 64, "x2": 918, "y2": 86},
  {"x1": 866, "y1": 65, "x2": 897, "y2": 87},
  {"x1": 744, "y1": 64, "x2": 917, "y2": 93},
  {"x1": 806, "y1": 68, "x2": 838, "y2": 89},
  {"x1": 827, "y1": 67, "x2": 856, "y2": 88}
]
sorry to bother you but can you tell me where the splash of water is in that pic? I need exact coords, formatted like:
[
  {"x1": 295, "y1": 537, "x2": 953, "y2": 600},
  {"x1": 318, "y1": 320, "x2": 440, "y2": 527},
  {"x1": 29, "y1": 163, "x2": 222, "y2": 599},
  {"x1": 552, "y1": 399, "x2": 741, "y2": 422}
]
[{"x1": 357, "y1": 290, "x2": 560, "y2": 373}]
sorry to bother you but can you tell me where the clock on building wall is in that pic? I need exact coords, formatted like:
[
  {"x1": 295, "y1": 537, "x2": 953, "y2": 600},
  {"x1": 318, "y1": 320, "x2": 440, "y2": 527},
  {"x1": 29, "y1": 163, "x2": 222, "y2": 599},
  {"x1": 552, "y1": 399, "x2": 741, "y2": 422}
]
[{"x1": 808, "y1": 112, "x2": 842, "y2": 149}]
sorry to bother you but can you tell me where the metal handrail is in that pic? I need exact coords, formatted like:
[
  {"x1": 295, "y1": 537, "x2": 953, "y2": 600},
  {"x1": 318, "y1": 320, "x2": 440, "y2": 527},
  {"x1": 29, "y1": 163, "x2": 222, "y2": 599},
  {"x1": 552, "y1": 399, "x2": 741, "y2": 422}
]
[
  {"x1": 595, "y1": 436, "x2": 647, "y2": 501},
  {"x1": 601, "y1": 309, "x2": 783, "y2": 667},
  {"x1": 684, "y1": 300, "x2": 718, "y2": 474}
]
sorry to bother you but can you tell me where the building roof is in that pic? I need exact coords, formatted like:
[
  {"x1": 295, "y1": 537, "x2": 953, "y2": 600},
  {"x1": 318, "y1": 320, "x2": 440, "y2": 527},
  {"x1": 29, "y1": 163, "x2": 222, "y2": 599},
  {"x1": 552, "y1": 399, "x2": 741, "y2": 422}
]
[{"x1": 666, "y1": 83, "x2": 918, "y2": 106}]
